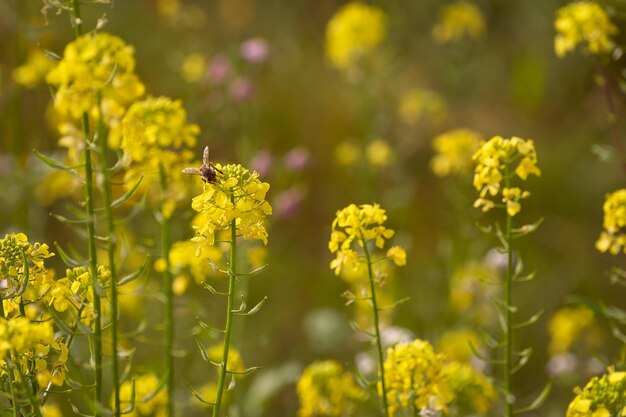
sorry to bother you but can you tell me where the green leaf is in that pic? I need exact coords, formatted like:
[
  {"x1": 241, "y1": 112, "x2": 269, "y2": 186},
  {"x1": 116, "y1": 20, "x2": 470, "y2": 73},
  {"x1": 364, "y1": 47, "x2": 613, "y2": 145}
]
[
  {"x1": 118, "y1": 256, "x2": 149, "y2": 286},
  {"x1": 111, "y1": 176, "x2": 143, "y2": 209},
  {"x1": 33, "y1": 149, "x2": 80, "y2": 174},
  {"x1": 54, "y1": 242, "x2": 83, "y2": 267},
  {"x1": 512, "y1": 348, "x2": 532, "y2": 373},
  {"x1": 512, "y1": 310, "x2": 544, "y2": 330},
  {"x1": 121, "y1": 378, "x2": 136, "y2": 415},
  {"x1": 187, "y1": 384, "x2": 215, "y2": 406},
  {"x1": 226, "y1": 366, "x2": 262, "y2": 376},
  {"x1": 233, "y1": 296, "x2": 268, "y2": 316},
  {"x1": 194, "y1": 335, "x2": 210, "y2": 362},
  {"x1": 196, "y1": 316, "x2": 225, "y2": 333},
  {"x1": 513, "y1": 380, "x2": 552, "y2": 414}
]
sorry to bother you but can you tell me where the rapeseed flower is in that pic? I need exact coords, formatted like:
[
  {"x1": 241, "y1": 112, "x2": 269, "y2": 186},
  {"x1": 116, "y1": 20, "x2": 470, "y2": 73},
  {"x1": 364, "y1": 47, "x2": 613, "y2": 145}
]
[
  {"x1": 325, "y1": 2, "x2": 386, "y2": 72},
  {"x1": 328, "y1": 203, "x2": 406, "y2": 276},
  {"x1": 296, "y1": 360, "x2": 367, "y2": 417},
  {"x1": 46, "y1": 32, "x2": 144, "y2": 119},
  {"x1": 554, "y1": 1, "x2": 617, "y2": 58},
  {"x1": 548, "y1": 306, "x2": 602, "y2": 355},
  {"x1": 431, "y1": 128, "x2": 482, "y2": 177},
  {"x1": 432, "y1": 1, "x2": 486, "y2": 44},
  {"x1": 13, "y1": 49, "x2": 56, "y2": 88},
  {"x1": 116, "y1": 96, "x2": 200, "y2": 216},
  {"x1": 117, "y1": 373, "x2": 168, "y2": 417},
  {"x1": 398, "y1": 88, "x2": 447, "y2": 126},
  {"x1": 443, "y1": 361, "x2": 496, "y2": 416},
  {"x1": 381, "y1": 339, "x2": 452, "y2": 415},
  {"x1": 472, "y1": 136, "x2": 540, "y2": 216},
  {"x1": 566, "y1": 368, "x2": 626, "y2": 417},
  {"x1": 191, "y1": 164, "x2": 272, "y2": 249},
  {"x1": 596, "y1": 189, "x2": 626, "y2": 254}
]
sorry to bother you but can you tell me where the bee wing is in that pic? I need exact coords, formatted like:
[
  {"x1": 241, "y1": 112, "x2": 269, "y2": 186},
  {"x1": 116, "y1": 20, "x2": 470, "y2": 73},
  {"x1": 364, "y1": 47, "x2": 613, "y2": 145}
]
[
  {"x1": 182, "y1": 167, "x2": 202, "y2": 176},
  {"x1": 203, "y1": 146, "x2": 210, "y2": 165}
]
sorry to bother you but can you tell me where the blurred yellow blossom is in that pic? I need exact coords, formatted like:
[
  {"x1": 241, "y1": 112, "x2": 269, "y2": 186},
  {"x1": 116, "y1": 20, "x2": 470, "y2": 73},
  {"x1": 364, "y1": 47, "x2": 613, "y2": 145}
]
[
  {"x1": 117, "y1": 373, "x2": 167, "y2": 417},
  {"x1": 442, "y1": 361, "x2": 496, "y2": 416},
  {"x1": 431, "y1": 128, "x2": 482, "y2": 177},
  {"x1": 334, "y1": 141, "x2": 361, "y2": 166},
  {"x1": 181, "y1": 53, "x2": 207, "y2": 83},
  {"x1": 155, "y1": 240, "x2": 223, "y2": 293},
  {"x1": 325, "y1": 2, "x2": 386, "y2": 72},
  {"x1": 46, "y1": 32, "x2": 144, "y2": 119},
  {"x1": 567, "y1": 368, "x2": 626, "y2": 417},
  {"x1": 297, "y1": 360, "x2": 367, "y2": 417},
  {"x1": 548, "y1": 306, "x2": 602, "y2": 355},
  {"x1": 157, "y1": 0, "x2": 180, "y2": 17},
  {"x1": 432, "y1": 1, "x2": 486, "y2": 44},
  {"x1": 449, "y1": 261, "x2": 500, "y2": 326},
  {"x1": 207, "y1": 344, "x2": 245, "y2": 374},
  {"x1": 366, "y1": 139, "x2": 393, "y2": 167},
  {"x1": 246, "y1": 246, "x2": 267, "y2": 269},
  {"x1": 596, "y1": 189, "x2": 626, "y2": 254},
  {"x1": 438, "y1": 328, "x2": 482, "y2": 363},
  {"x1": 398, "y1": 88, "x2": 447, "y2": 126},
  {"x1": 381, "y1": 339, "x2": 452, "y2": 415},
  {"x1": 472, "y1": 136, "x2": 540, "y2": 216},
  {"x1": 191, "y1": 164, "x2": 272, "y2": 248},
  {"x1": 42, "y1": 404, "x2": 63, "y2": 417},
  {"x1": 13, "y1": 49, "x2": 55, "y2": 88},
  {"x1": 554, "y1": 1, "x2": 617, "y2": 58}
]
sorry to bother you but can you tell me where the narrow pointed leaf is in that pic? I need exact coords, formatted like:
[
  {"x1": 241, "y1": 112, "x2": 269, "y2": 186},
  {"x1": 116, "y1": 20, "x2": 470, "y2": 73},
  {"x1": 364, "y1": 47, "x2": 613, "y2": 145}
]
[
  {"x1": 187, "y1": 384, "x2": 215, "y2": 406},
  {"x1": 194, "y1": 335, "x2": 210, "y2": 362},
  {"x1": 513, "y1": 380, "x2": 552, "y2": 414},
  {"x1": 196, "y1": 316, "x2": 225, "y2": 333},
  {"x1": 111, "y1": 176, "x2": 143, "y2": 209},
  {"x1": 118, "y1": 256, "x2": 149, "y2": 286},
  {"x1": 512, "y1": 310, "x2": 544, "y2": 330},
  {"x1": 233, "y1": 296, "x2": 268, "y2": 316},
  {"x1": 121, "y1": 378, "x2": 136, "y2": 414},
  {"x1": 54, "y1": 242, "x2": 83, "y2": 267},
  {"x1": 34, "y1": 149, "x2": 79, "y2": 173}
]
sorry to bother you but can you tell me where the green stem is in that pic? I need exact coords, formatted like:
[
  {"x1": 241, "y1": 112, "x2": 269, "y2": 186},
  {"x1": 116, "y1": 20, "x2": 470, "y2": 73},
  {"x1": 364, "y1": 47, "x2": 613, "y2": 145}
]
[
  {"x1": 6, "y1": 355, "x2": 20, "y2": 417},
  {"x1": 97, "y1": 94, "x2": 121, "y2": 417},
  {"x1": 158, "y1": 163, "x2": 175, "y2": 417},
  {"x1": 11, "y1": 351, "x2": 42, "y2": 417},
  {"x1": 212, "y1": 195, "x2": 237, "y2": 417},
  {"x1": 69, "y1": 2, "x2": 102, "y2": 415},
  {"x1": 504, "y1": 180, "x2": 513, "y2": 417},
  {"x1": 362, "y1": 237, "x2": 390, "y2": 417}
]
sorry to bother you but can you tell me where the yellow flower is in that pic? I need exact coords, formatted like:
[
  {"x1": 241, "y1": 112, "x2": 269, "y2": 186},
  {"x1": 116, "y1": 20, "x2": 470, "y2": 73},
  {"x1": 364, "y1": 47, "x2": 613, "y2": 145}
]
[
  {"x1": 157, "y1": 0, "x2": 181, "y2": 17},
  {"x1": 398, "y1": 88, "x2": 447, "y2": 126},
  {"x1": 472, "y1": 136, "x2": 540, "y2": 216},
  {"x1": 596, "y1": 189, "x2": 626, "y2": 255},
  {"x1": 297, "y1": 360, "x2": 367, "y2": 417},
  {"x1": 554, "y1": 1, "x2": 617, "y2": 58},
  {"x1": 431, "y1": 128, "x2": 482, "y2": 177},
  {"x1": 548, "y1": 306, "x2": 601, "y2": 355},
  {"x1": 366, "y1": 139, "x2": 393, "y2": 167},
  {"x1": 442, "y1": 361, "x2": 496, "y2": 416},
  {"x1": 42, "y1": 404, "x2": 63, "y2": 417},
  {"x1": 567, "y1": 367, "x2": 626, "y2": 417},
  {"x1": 334, "y1": 141, "x2": 361, "y2": 166},
  {"x1": 438, "y1": 328, "x2": 482, "y2": 363},
  {"x1": 13, "y1": 49, "x2": 56, "y2": 88},
  {"x1": 191, "y1": 164, "x2": 272, "y2": 250},
  {"x1": 386, "y1": 246, "x2": 406, "y2": 266},
  {"x1": 325, "y1": 2, "x2": 386, "y2": 71},
  {"x1": 382, "y1": 339, "x2": 453, "y2": 415},
  {"x1": 329, "y1": 203, "x2": 405, "y2": 277},
  {"x1": 117, "y1": 373, "x2": 168, "y2": 417},
  {"x1": 46, "y1": 32, "x2": 145, "y2": 119},
  {"x1": 181, "y1": 53, "x2": 207, "y2": 83},
  {"x1": 432, "y1": 1, "x2": 486, "y2": 44},
  {"x1": 207, "y1": 344, "x2": 245, "y2": 374}
]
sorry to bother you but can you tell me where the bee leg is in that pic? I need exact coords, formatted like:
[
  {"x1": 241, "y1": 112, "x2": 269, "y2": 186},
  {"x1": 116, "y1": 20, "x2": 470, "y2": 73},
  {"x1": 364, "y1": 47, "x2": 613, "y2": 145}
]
[{"x1": 211, "y1": 163, "x2": 223, "y2": 174}]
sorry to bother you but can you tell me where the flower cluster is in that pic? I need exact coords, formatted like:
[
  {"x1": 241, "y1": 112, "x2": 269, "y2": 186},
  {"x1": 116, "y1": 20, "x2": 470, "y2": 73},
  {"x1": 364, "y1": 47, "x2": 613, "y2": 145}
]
[
  {"x1": 548, "y1": 306, "x2": 601, "y2": 356},
  {"x1": 449, "y1": 260, "x2": 501, "y2": 326},
  {"x1": 431, "y1": 128, "x2": 483, "y2": 177},
  {"x1": 554, "y1": 1, "x2": 617, "y2": 58},
  {"x1": 46, "y1": 32, "x2": 145, "y2": 119},
  {"x1": 382, "y1": 339, "x2": 452, "y2": 415},
  {"x1": 191, "y1": 164, "x2": 272, "y2": 248},
  {"x1": 116, "y1": 96, "x2": 200, "y2": 216},
  {"x1": 325, "y1": 2, "x2": 386, "y2": 72},
  {"x1": 296, "y1": 360, "x2": 367, "y2": 417},
  {"x1": 432, "y1": 1, "x2": 486, "y2": 44},
  {"x1": 596, "y1": 189, "x2": 626, "y2": 254},
  {"x1": 398, "y1": 88, "x2": 447, "y2": 126},
  {"x1": 382, "y1": 338, "x2": 495, "y2": 416},
  {"x1": 442, "y1": 361, "x2": 496, "y2": 416},
  {"x1": 0, "y1": 317, "x2": 68, "y2": 389},
  {"x1": 47, "y1": 265, "x2": 111, "y2": 328},
  {"x1": 117, "y1": 373, "x2": 168, "y2": 417},
  {"x1": 472, "y1": 136, "x2": 541, "y2": 216},
  {"x1": 567, "y1": 368, "x2": 626, "y2": 417},
  {"x1": 12, "y1": 49, "x2": 56, "y2": 88},
  {"x1": 328, "y1": 203, "x2": 406, "y2": 276}
]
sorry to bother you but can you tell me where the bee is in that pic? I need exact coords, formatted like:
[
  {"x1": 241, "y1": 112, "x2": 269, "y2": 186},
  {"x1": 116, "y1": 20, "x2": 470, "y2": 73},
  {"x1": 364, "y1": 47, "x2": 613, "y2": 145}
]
[{"x1": 182, "y1": 146, "x2": 223, "y2": 184}]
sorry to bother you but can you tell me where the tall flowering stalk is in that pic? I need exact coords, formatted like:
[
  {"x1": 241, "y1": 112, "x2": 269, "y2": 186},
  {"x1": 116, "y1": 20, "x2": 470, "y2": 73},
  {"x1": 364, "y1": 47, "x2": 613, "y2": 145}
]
[
  {"x1": 118, "y1": 96, "x2": 199, "y2": 416},
  {"x1": 188, "y1": 161, "x2": 271, "y2": 416},
  {"x1": 328, "y1": 203, "x2": 407, "y2": 417},
  {"x1": 472, "y1": 136, "x2": 547, "y2": 416}
]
